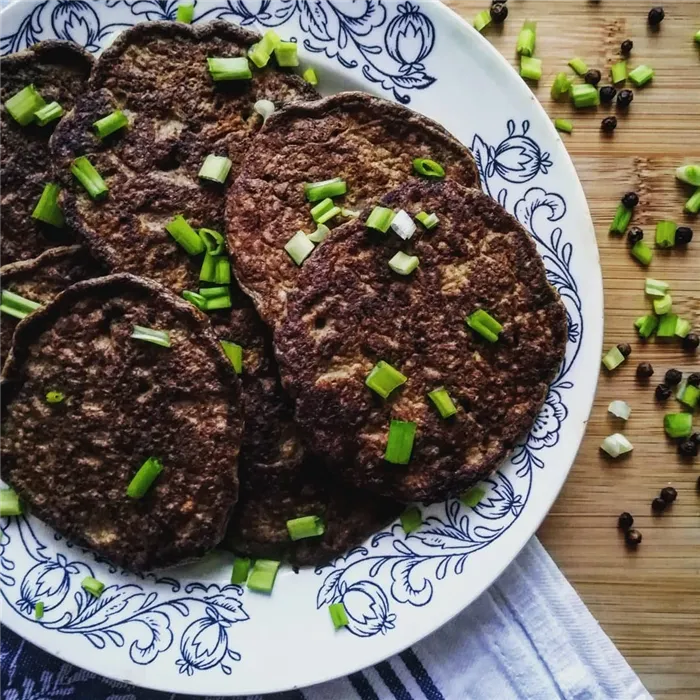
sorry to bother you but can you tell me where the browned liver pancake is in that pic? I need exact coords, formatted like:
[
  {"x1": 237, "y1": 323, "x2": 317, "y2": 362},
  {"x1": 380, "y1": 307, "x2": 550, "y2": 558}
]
[
  {"x1": 226, "y1": 91, "x2": 480, "y2": 327},
  {"x1": 1, "y1": 275, "x2": 243, "y2": 572},
  {"x1": 1, "y1": 41, "x2": 93, "y2": 264},
  {"x1": 275, "y1": 181, "x2": 568, "y2": 503}
]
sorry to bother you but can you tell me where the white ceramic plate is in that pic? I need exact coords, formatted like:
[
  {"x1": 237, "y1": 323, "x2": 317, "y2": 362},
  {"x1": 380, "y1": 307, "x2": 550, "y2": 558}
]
[{"x1": 0, "y1": 0, "x2": 603, "y2": 695}]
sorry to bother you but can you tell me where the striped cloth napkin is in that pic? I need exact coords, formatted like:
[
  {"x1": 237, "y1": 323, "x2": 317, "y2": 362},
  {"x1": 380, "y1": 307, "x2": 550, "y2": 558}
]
[{"x1": 1, "y1": 538, "x2": 651, "y2": 700}]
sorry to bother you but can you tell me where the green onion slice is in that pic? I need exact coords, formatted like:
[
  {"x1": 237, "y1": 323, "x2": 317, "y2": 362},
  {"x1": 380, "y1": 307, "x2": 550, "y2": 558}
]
[
  {"x1": 366, "y1": 206, "x2": 395, "y2": 233},
  {"x1": 412, "y1": 158, "x2": 445, "y2": 179},
  {"x1": 473, "y1": 9, "x2": 492, "y2": 32},
  {"x1": 635, "y1": 315, "x2": 658, "y2": 338},
  {"x1": 611, "y1": 61, "x2": 627, "y2": 84},
  {"x1": 204, "y1": 295, "x2": 232, "y2": 311},
  {"x1": 571, "y1": 83, "x2": 600, "y2": 108},
  {"x1": 653, "y1": 293, "x2": 672, "y2": 316},
  {"x1": 248, "y1": 43, "x2": 270, "y2": 69},
  {"x1": 35, "y1": 601, "x2": 45, "y2": 620},
  {"x1": 248, "y1": 32, "x2": 281, "y2": 68},
  {"x1": 198, "y1": 228, "x2": 225, "y2": 255},
  {"x1": 307, "y1": 224, "x2": 330, "y2": 244},
  {"x1": 466, "y1": 309, "x2": 503, "y2": 343},
  {"x1": 175, "y1": 2, "x2": 194, "y2": 23},
  {"x1": 415, "y1": 211, "x2": 439, "y2": 229},
  {"x1": 400, "y1": 506, "x2": 422, "y2": 534},
  {"x1": 600, "y1": 433, "x2": 633, "y2": 458},
  {"x1": 680, "y1": 384, "x2": 700, "y2": 410},
  {"x1": 231, "y1": 557, "x2": 251, "y2": 584},
  {"x1": 568, "y1": 57, "x2": 588, "y2": 75},
  {"x1": 676, "y1": 164, "x2": 700, "y2": 187},
  {"x1": 310, "y1": 198, "x2": 335, "y2": 223},
  {"x1": 696, "y1": 29, "x2": 700, "y2": 44},
  {"x1": 391, "y1": 210, "x2": 417, "y2": 240},
  {"x1": 182, "y1": 290, "x2": 207, "y2": 311},
  {"x1": 609, "y1": 203, "x2": 632, "y2": 234},
  {"x1": 631, "y1": 240, "x2": 653, "y2": 266},
  {"x1": 428, "y1": 387, "x2": 458, "y2": 419},
  {"x1": 388, "y1": 251, "x2": 419, "y2": 276},
  {"x1": 81, "y1": 576, "x2": 105, "y2": 598},
  {"x1": 551, "y1": 72, "x2": 572, "y2": 101},
  {"x1": 93, "y1": 110, "x2": 128, "y2": 139},
  {"x1": 686, "y1": 188, "x2": 700, "y2": 214},
  {"x1": 199, "y1": 253, "x2": 217, "y2": 283},
  {"x1": 664, "y1": 413, "x2": 692, "y2": 439},
  {"x1": 166, "y1": 215, "x2": 205, "y2": 255},
  {"x1": 304, "y1": 177, "x2": 347, "y2": 203},
  {"x1": 199, "y1": 286, "x2": 229, "y2": 298},
  {"x1": 675, "y1": 317, "x2": 692, "y2": 339},
  {"x1": 32, "y1": 183, "x2": 64, "y2": 228},
  {"x1": 645, "y1": 278, "x2": 670, "y2": 297},
  {"x1": 220, "y1": 340, "x2": 243, "y2": 374},
  {"x1": 285, "y1": 230, "x2": 315, "y2": 266},
  {"x1": 131, "y1": 325, "x2": 171, "y2": 348},
  {"x1": 520, "y1": 56, "x2": 542, "y2": 81},
  {"x1": 247, "y1": 559, "x2": 280, "y2": 593},
  {"x1": 385, "y1": 420, "x2": 417, "y2": 465},
  {"x1": 655, "y1": 221, "x2": 676, "y2": 248},
  {"x1": 126, "y1": 456, "x2": 163, "y2": 499},
  {"x1": 628, "y1": 65, "x2": 654, "y2": 87},
  {"x1": 46, "y1": 391, "x2": 65, "y2": 404},
  {"x1": 303, "y1": 67, "x2": 318, "y2": 85},
  {"x1": 207, "y1": 57, "x2": 252, "y2": 81},
  {"x1": 286, "y1": 515, "x2": 325, "y2": 541},
  {"x1": 71, "y1": 156, "x2": 108, "y2": 200},
  {"x1": 254, "y1": 99, "x2": 275, "y2": 123},
  {"x1": 199, "y1": 154, "x2": 232, "y2": 184},
  {"x1": 516, "y1": 20, "x2": 536, "y2": 57},
  {"x1": 0, "y1": 488, "x2": 23, "y2": 516},
  {"x1": 329, "y1": 602, "x2": 349, "y2": 629},
  {"x1": 608, "y1": 400, "x2": 631, "y2": 420},
  {"x1": 602, "y1": 346, "x2": 626, "y2": 371},
  {"x1": 461, "y1": 486, "x2": 486, "y2": 508},
  {"x1": 5, "y1": 84, "x2": 45, "y2": 126},
  {"x1": 365, "y1": 360, "x2": 407, "y2": 399},
  {"x1": 214, "y1": 257, "x2": 231, "y2": 285},
  {"x1": 34, "y1": 101, "x2": 63, "y2": 126},
  {"x1": 0, "y1": 290, "x2": 41, "y2": 320},
  {"x1": 554, "y1": 118, "x2": 573, "y2": 134},
  {"x1": 656, "y1": 313, "x2": 678, "y2": 338},
  {"x1": 274, "y1": 41, "x2": 299, "y2": 67}
]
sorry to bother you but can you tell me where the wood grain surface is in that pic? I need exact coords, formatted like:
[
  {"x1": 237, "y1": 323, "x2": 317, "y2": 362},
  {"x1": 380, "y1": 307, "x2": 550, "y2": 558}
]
[{"x1": 444, "y1": 1, "x2": 700, "y2": 697}]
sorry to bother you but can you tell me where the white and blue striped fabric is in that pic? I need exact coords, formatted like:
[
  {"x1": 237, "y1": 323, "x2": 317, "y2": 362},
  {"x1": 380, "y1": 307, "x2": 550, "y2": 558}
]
[{"x1": 1, "y1": 538, "x2": 651, "y2": 700}]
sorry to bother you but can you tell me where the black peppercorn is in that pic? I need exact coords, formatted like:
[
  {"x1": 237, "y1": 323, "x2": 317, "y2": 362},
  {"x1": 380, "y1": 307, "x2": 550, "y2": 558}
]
[
  {"x1": 618, "y1": 512, "x2": 634, "y2": 530},
  {"x1": 651, "y1": 496, "x2": 667, "y2": 513},
  {"x1": 616, "y1": 342, "x2": 632, "y2": 358},
  {"x1": 678, "y1": 439, "x2": 699, "y2": 458},
  {"x1": 664, "y1": 368, "x2": 683, "y2": 386},
  {"x1": 599, "y1": 85, "x2": 617, "y2": 104},
  {"x1": 621, "y1": 39, "x2": 634, "y2": 55},
  {"x1": 648, "y1": 6, "x2": 665, "y2": 26},
  {"x1": 655, "y1": 383, "x2": 672, "y2": 401},
  {"x1": 688, "y1": 373, "x2": 700, "y2": 388},
  {"x1": 692, "y1": 433, "x2": 700, "y2": 445},
  {"x1": 584, "y1": 69, "x2": 602, "y2": 86},
  {"x1": 675, "y1": 226, "x2": 693, "y2": 245},
  {"x1": 660, "y1": 486, "x2": 677, "y2": 503},
  {"x1": 682, "y1": 333, "x2": 699, "y2": 352},
  {"x1": 622, "y1": 192, "x2": 639, "y2": 208},
  {"x1": 601, "y1": 116, "x2": 618, "y2": 133},
  {"x1": 617, "y1": 89, "x2": 634, "y2": 108},
  {"x1": 636, "y1": 362, "x2": 654, "y2": 379},
  {"x1": 490, "y1": 2, "x2": 508, "y2": 22},
  {"x1": 625, "y1": 528, "x2": 642, "y2": 547},
  {"x1": 627, "y1": 227, "x2": 644, "y2": 244}
]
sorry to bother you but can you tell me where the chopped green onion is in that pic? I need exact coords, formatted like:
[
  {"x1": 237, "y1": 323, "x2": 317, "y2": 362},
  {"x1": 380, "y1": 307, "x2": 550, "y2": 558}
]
[
  {"x1": 611, "y1": 61, "x2": 627, "y2": 84},
  {"x1": 220, "y1": 340, "x2": 243, "y2": 374},
  {"x1": 303, "y1": 67, "x2": 318, "y2": 85},
  {"x1": 388, "y1": 251, "x2": 419, "y2": 276},
  {"x1": 520, "y1": 56, "x2": 542, "y2": 81},
  {"x1": 390, "y1": 210, "x2": 417, "y2": 240},
  {"x1": 254, "y1": 99, "x2": 275, "y2": 123},
  {"x1": 285, "y1": 230, "x2": 315, "y2": 266},
  {"x1": 568, "y1": 58, "x2": 588, "y2": 75},
  {"x1": 609, "y1": 203, "x2": 632, "y2": 234},
  {"x1": 631, "y1": 240, "x2": 653, "y2": 266},
  {"x1": 198, "y1": 154, "x2": 232, "y2": 184},
  {"x1": 384, "y1": 420, "x2": 417, "y2": 465},
  {"x1": 316, "y1": 205, "x2": 341, "y2": 225},
  {"x1": 46, "y1": 391, "x2": 65, "y2": 404},
  {"x1": 286, "y1": 515, "x2": 325, "y2": 541},
  {"x1": 35, "y1": 601, "x2": 45, "y2": 620},
  {"x1": 260, "y1": 29, "x2": 282, "y2": 55},
  {"x1": 628, "y1": 64, "x2": 654, "y2": 87},
  {"x1": 175, "y1": 2, "x2": 194, "y2": 23},
  {"x1": 166, "y1": 215, "x2": 205, "y2": 255},
  {"x1": 655, "y1": 220, "x2": 676, "y2": 248},
  {"x1": 307, "y1": 224, "x2": 330, "y2": 243},
  {"x1": 5, "y1": 84, "x2": 45, "y2": 126},
  {"x1": 602, "y1": 346, "x2": 626, "y2": 371},
  {"x1": 680, "y1": 384, "x2": 700, "y2": 410},
  {"x1": 635, "y1": 315, "x2": 658, "y2": 338},
  {"x1": 415, "y1": 211, "x2": 439, "y2": 229},
  {"x1": 657, "y1": 313, "x2": 678, "y2": 338},
  {"x1": 366, "y1": 206, "x2": 395, "y2": 233},
  {"x1": 554, "y1": 118, "x2": 573, "y2": 134},
  {"x1": 198, "y1": 228, "x2": 225, "y2": 255},
  {"x1": 304, "y1": 177, "x2": 347, "y2": 202},
  {"x1": 81, "y1": 576, "x2": 105, "y2": 598},
  {"x1": 93, "y1": 110, "x2": 128, "y2": 139},
  {"x1": 204, "y1": 295, "x2": 232, "y2": 311},
  {"x1": 412, "y1": 158, "x2": 445, "y2": 179},
  {"x1": 428, "y1": 387, "x2": 458, "y2": 419},
  {"x1": 0, "y1": 489, "x2": 22, "y2": 516},
  {"x1": 231, "y1": 557, "x2": 251, "y2": 584},
  {"x1": 653, "y1": 294, "x2": 672, "y2": 316},
  {"x1": 71, "y1": 156, "x2": 108, "y2": 200},
  {"x1": 214, "y1": 257, "x2": 231, "y2": 285},
  {"x1": 32, "y1": 183, "x2": 64, "y2": 227},
  {"x1": 645, "y1": 278, "x2": 670, "y2": 297},
  {"x1": 664, "y1": 413, "x2": 693, "y2": 438},
  {"x1": 199, "y1": 253, "x2": 217, "y2": 282},
  {"x1": 199, "y1": 286, "x2": 229, "y2": 298},
  {"x1": 550, "y1": 72, "x2": 572, "y2": 101},
  {"x1": 365, "y1": 360, "x2": 407, "y2": 399},
  {"x1": 675, "y1": 317, "x2": 692, "y2": 338},
  {"x1": 696, "y1": 29, "x2": 700, "y2": 44},
  {"x1": 274, "y1": 42, "x2": 299, "y2": 67},
  {"x1": 473, "y1": 9, "x2": 492, "y2": 32},
  {"x1": 608, "y1": 400, "x2": 631, "y2": 420},
  {"x1": 686, "y1": 188, "x2": 700, "y2": 214},
  {"x1": 248, "y1": 43, "x2": 269, "y2": 68},
  {"x1": 126, "y1": 456, "x2": 163, "y2": 498},
  {"x1": 400, "y1": 506, "x2": 422, "y2": 534},
  {"x1": 516, "y1": 20, "x2": 537, "y2": 57},
  {"x1": 676, "y1": 380, "x2": 688, "y2": 402},
  {"x1": 600, "y1": 433, "x2": 633, "y2": 458},
  {"x1": 676, "y1": 164, "x2": 700, "y2": 187},
  {"x1": 310, "y1": 198, "x2": 335, "y2": 223},
  {"x1": 329, "y1": 602, "x2": 349, "y2": 629},
  {"x1": 466, "y1": 309, "x2": 503, "y2": 343},
  {"x1": 571, "y1": 83, "x2": 600, "y2": 108},
  {"x1": 34, "y1": 101, "x2": 63, "y2": 126},
  {"x1": 182, "y1": 290, "x2": 207, "y2": 311},
  {"x1": 461, "y1": 486, "x2": 486, "y2": 508},
  {"x1": 0, "y1": 290, "x2": 41, "y2": 320},
  {"x1": 247, "y1": 559, "x2": 280, "y2": 593},
  {"x1": 131, "y1": 325, "x2": 171, "y2": 348},
  {"x1": 341, "y1": 207, "x2": 360, "y2": 218},
  {"x1": 207, "y1": 57, "x2": 252, "y2": 81}
]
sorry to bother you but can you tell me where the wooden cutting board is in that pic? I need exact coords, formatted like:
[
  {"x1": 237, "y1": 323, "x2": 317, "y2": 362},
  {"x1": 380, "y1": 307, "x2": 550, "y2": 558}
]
[{"x1": 445, "y1": 1, "x2": 700, "y2": 697}]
